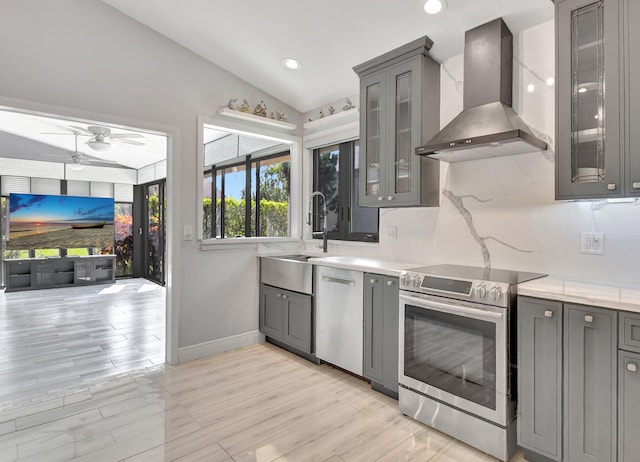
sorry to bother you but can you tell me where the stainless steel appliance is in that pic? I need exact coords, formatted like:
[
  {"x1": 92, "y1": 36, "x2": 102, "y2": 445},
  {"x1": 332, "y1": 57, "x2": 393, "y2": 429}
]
[
  {"x1": 315, "y1": 265, "x2": 363, "y2": 375},
  {"x1": 415, "y1": 18, "x2": 547, "y2": 162},
  {"x1": 398, "y1": 264, "x2": 545, "y2": 461}
]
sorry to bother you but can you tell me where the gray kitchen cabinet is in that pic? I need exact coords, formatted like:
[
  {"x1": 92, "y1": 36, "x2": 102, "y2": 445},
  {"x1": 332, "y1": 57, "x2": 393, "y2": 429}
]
[
  {"x1": 556, "y1": 0, "x2": 640, "y2": 199},
  {"x1": 354, "y1": 36, "x2": 440, "y2": 207},
  {"x1": 618, "y1": 350, "x2": 640, "y2": 461},
  {"x1": 623, "y1": 0, "x2": 640, "y2": 194},
  {"x1": 563, "y1": 303, "x2": 617, "y2": 462},
  {"x1": 259, "y1": 284, "x2": 284, "y2": 339},
  {"x1": 517, "y1": 296, "x2": 563, "y2": 462},
  {"x1": 363, "y1": 273, "x2": 399, "y2": 398},
  {"x1": 259, "y1": 283, "x2": 313, "y2": 355}
]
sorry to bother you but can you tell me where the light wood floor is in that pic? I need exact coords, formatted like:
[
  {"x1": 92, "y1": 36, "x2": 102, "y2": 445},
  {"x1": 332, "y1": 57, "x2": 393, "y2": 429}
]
[
  {"x1": 0, "y1": 279, "x2": 165, "y2": 409},
  {"x1": 0, "y1": 342, "x2": 528, "y2": 461}
]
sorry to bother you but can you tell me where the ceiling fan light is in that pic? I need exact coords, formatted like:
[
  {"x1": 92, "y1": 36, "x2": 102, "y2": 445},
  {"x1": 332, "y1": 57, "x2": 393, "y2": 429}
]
[
  {"x1": 88, "y1": 139, "x2": 111, "y2": 151},
  {"x1": 69, "y1": 162, "x2": 85, "y2": 171}
]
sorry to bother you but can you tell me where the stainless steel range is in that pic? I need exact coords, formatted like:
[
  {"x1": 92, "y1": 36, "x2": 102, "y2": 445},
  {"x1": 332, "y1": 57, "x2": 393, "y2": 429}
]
[{"x1": 398, "y1": 264, "x2": 546, "y2": 462}]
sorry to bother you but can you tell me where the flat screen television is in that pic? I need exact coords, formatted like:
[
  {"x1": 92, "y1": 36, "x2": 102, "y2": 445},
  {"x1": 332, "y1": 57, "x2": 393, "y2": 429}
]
[{"x1": 8, "y1": 193, "x2": 115, "y2": 250}]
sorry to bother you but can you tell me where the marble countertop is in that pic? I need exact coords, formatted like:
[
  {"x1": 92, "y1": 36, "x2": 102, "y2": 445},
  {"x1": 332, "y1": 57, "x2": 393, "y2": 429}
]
[
  {"x1": 518, "y1": 276, "x2": 640, "y2": 314},
  {"x1": 307, "y1": 255, "x2": 419, "y2": 277},
  {"x1": 257, "y1": 252, "x2": 419, "y2": 277}
]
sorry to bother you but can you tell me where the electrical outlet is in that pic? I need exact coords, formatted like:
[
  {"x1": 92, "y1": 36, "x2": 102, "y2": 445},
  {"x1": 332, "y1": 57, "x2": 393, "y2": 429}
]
[
  {"x1": 385, "y1": 226, "x2": 397, "y2": 241},
  {"x1": 580, "y1": 231, "x2": 604, "y2": 255}
]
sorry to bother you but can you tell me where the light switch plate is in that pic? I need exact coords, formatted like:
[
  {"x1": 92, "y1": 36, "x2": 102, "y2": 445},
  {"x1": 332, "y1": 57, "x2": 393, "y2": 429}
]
[
  {"x1": 385, "y1": 226, "x2": 397, "y2": 241},
  {"x1": 580, "y1": 231, "x2": 604, "y2": 255},
  {"x1": 183, "y1": 224, "x2": 194, "y2": 241}
]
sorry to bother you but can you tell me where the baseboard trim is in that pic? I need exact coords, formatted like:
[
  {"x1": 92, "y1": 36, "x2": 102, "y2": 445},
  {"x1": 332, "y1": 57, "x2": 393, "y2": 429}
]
[{"x1": 178, "y1": 330, "x2": 264, "y2": 363}]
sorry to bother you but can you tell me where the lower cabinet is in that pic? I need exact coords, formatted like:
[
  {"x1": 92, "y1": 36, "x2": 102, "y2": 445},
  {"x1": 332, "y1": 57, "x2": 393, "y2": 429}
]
[
  {"x1": 563, "y1": 304, "x2": 617, "y2": 462},
  {"x1": 363, "y1": 273, "x2": 399, "y2": 397},
  {"x1": 259, "y1": 284, "x2": 313, "y2": 355},
  {"x1": 518, "y1": 297, "x2": 618, "y2": 462},
  {"x1": 618, "y1": 312, "x2": 640, "y2": 462},
  {"x1": 517, "y1": 297, "x2": 563, "y2": 461}
]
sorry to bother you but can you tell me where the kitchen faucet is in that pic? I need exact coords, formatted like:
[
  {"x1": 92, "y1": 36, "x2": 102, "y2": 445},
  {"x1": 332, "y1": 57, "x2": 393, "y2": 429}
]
[{"x1": 307, "y1": 191, "x2": 328, "y2": 253}]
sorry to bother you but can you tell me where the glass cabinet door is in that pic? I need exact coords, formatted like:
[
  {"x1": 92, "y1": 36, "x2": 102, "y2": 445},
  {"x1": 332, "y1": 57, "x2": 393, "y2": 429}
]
[
  {"x1": 395, "y1": 71, "x2": 412, "y2": 195},
  {"x1": 570, "y1": 2, "x2": 605, "y2": 184},
  {"x1": 365, "y1": 81, "x2": 382, "y2": 198},
  {"x1": 556, "y1": 0, "x2": 621, "y2": 199},
  {"x1": 359, "y1": 73, "x2": 386, "y2": 205}
]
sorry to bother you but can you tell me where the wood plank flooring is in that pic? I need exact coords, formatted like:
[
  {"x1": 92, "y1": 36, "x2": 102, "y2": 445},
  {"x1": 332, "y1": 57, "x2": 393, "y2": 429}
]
[
  {"x1": 0, "y1": 343, "x2": 528, "y2": 461},
  {"x1": 0, "y1": 279, "x2": 165, "y2": 409}
]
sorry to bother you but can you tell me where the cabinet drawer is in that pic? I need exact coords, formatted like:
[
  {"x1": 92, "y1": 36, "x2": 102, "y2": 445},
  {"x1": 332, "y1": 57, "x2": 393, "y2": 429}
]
[{"x1": 620, "y1": 312, "x2": 640, "y2": 353}]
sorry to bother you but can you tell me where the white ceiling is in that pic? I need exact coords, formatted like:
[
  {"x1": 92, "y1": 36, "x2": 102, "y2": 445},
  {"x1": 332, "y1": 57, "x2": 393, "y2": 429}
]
[{"x1": 101, "y1": 0, "x2": 554, "y2": 113}]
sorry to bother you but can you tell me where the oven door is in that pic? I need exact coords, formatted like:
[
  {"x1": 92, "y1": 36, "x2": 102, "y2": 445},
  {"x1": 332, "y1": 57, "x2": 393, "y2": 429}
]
[{"x1": 399, "y1": 291, "x2": 508, "y2": 425}]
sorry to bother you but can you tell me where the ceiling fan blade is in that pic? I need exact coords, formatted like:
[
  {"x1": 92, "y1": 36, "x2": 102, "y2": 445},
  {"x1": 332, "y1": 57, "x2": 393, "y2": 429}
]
[
  {"x1": 110, "y1": 133, "x2": 145, "y2": 139},
  {"x1": 116, "y1": 138, "x2": 146, "y2": 146},
  {"x1": 68, "y1": 124, "x2": 93, "y2": 135}
]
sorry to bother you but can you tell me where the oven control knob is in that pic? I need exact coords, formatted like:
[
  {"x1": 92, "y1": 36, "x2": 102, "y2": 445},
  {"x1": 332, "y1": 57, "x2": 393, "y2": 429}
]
[
  {"x1": 489, "y1": 286, "x2": 504, "y2": 301},
  {"x1": 412, "y1": 275, "x2": 422, "y2": 288},
  {"x1": 474, "y1": 284, "x2": 488, "y2": 298},
  {"x1": 401, "y1": 274, "x2": 411, "y2": 286}
]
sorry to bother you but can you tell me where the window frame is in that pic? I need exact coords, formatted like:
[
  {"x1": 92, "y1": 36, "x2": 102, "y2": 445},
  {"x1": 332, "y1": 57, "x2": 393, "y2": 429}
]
[
  {"x1": 312, "y1": 141, "x2": 379, "y2": 243},
  {"x1": 205, "y1": 150, "x2": 291, "y2": 239}
]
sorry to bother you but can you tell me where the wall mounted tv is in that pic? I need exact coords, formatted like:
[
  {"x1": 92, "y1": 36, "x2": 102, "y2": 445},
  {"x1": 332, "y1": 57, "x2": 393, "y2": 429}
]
[{"x1": 8, "y1": 193, "x2": 115, "y2": 250}]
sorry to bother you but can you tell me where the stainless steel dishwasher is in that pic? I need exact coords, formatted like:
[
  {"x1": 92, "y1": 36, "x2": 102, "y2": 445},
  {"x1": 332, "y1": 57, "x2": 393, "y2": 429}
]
[{"x1": 315, "y1": 265, "x2": 363, "y2": 375}]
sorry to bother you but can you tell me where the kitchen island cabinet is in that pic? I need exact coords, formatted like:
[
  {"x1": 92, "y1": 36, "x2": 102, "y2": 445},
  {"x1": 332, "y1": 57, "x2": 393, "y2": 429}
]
[
  {"x1": 363, "y1": 273, "x2": 399, "y2": 398},
  {"x1": 353, "y1": 36, "x2": 440, "y2": 207}
]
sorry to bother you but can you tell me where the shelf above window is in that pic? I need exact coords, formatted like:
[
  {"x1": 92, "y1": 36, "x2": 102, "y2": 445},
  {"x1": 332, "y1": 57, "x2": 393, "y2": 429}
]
[
  {"x1": 217, "y1": 107, "x2": 297, "y2": 131},
  {"x1": 303, "y1": 108, "x2": 359, "y2": 132}
]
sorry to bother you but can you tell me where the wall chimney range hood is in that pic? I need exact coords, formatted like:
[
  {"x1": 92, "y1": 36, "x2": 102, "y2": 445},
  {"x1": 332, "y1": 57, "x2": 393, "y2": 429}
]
[{"x1": 416, "y1": 18, "x2": 547, "y2": 162}]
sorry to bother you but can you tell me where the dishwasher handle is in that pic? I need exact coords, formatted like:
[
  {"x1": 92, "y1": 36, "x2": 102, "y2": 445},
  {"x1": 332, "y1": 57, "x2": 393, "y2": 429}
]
[{"x1": 322, "y1": 275, "x2": 356, "y2": 286}]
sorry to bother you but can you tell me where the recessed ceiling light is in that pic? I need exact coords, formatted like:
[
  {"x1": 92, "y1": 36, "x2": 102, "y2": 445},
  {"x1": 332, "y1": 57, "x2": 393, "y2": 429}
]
[
  {"x1": 424, "y1": 0, "x2": 446, "y2": 14},
  {"x1": 578, "y1": 87, "x2": 587, "y2": 93},
  {"x1": 527, "y1": 84, "x2": 535, "y2": 93},
  {"x1": 282, "y1": 58, "x2": 301, "y2": 71},
  {"x1": 546, "y1": 77, "x2": 555, "y2": 86}
]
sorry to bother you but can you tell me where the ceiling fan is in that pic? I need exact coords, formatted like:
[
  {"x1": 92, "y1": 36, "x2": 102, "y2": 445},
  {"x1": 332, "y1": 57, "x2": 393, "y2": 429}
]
[
  {"x1": 43, "y1": 124, "x2": 145, "y2": 151},
  {"x1": 66, "y1": 132, "x2": 119, "y2": 170}
]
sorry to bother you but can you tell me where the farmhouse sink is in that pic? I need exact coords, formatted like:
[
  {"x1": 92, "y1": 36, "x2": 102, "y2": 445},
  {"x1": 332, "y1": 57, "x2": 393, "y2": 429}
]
[{"x1": 260, "y1": 254, "x2": 313, "y2": 294}]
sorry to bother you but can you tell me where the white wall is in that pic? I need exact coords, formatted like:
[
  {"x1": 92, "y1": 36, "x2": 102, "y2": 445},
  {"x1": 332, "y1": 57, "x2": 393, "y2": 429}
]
[
  {"x1": 304, "y1": 19, "x2": 640, "y2": 285},
  {"x1": 0, "y1": 0, "x2": 302, "y2": 361}
]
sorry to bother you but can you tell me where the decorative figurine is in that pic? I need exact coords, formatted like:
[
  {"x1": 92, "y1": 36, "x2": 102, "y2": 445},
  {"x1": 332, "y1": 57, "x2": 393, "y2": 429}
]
[
  {"x1": 343, "y1": 98, "x2": 354, "y2": 111},
  {"x1": 308, "y1": 118, "x2": 313, "y2": 122},
  {"x1": 276, "y1": 111, "x2": 287, "y2": 121},
  {"x1": 319, "y1": 109, "x2": 325, "y2": 118},
  {"x1": 239, "y1": 99, "x2": 250, "y2": 113},
  {"x1": 226, "y1": 98, "x2": 237, "y2": 110},
  {"x1": 269, "y1": 112, "x2": 275, "y2": 119},
  {"x1": 328, "y1": 105, "x2": 336, "y2": 115},
  {"x1": 253, "y1": 100, "x2": 267, "y2": 117}
]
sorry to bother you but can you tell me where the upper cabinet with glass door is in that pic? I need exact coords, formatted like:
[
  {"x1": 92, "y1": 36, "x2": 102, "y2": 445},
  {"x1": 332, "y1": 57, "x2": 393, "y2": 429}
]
[
  {"x1": 354, "y1": 36, "x2": 441, "y2": 207},
  {"x1": 556, "y1": 0, "x2": 623, "y2": 199}
]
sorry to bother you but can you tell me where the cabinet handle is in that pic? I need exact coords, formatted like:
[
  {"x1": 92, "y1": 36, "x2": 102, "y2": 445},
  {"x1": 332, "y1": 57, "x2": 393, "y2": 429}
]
[
  {"x1": 544, "y1": 310, "x2": 553, "y2": 318},
  {"x1": 607, "y1": 183, "x2": 616, "y2": 191},
  {"x1": 386, "y1": 280, "x2": 394, "y2": 286},
  {"x1": 633, "y1": 182, "x2": 640, "y2": 189},
  {"x1": 282, "y1": 294, "x2": 288, "y2": 299},
  {"x1": 584, "y1": 314, "x2": 594, "y2": 323},
  {"x1": 628, "y1": 363, "x2": 638, "y2": 373},
  {"x1": 378, "y1": 196, "x2": 384, "y2": 201},
  {"x1": 387, "y1": 196, "x2": 394, "y2": 201},
  {"x1": 369, "y1": 278, "x2": 377, "y2": 284},
  {"x1": 276, "y1": 293, "x2": 282, "y2": 298}
]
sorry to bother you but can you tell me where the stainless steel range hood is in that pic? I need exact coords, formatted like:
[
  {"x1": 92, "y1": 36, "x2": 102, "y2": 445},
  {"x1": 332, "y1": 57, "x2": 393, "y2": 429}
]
[{"x1": 416, "y1": 18, "x2": 547, "y2": 162}]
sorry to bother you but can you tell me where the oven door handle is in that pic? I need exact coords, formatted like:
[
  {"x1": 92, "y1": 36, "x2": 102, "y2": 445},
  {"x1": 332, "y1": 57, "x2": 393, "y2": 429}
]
[{"x1": 400, "y1": 293, "x2": 504, "y2": 320}]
